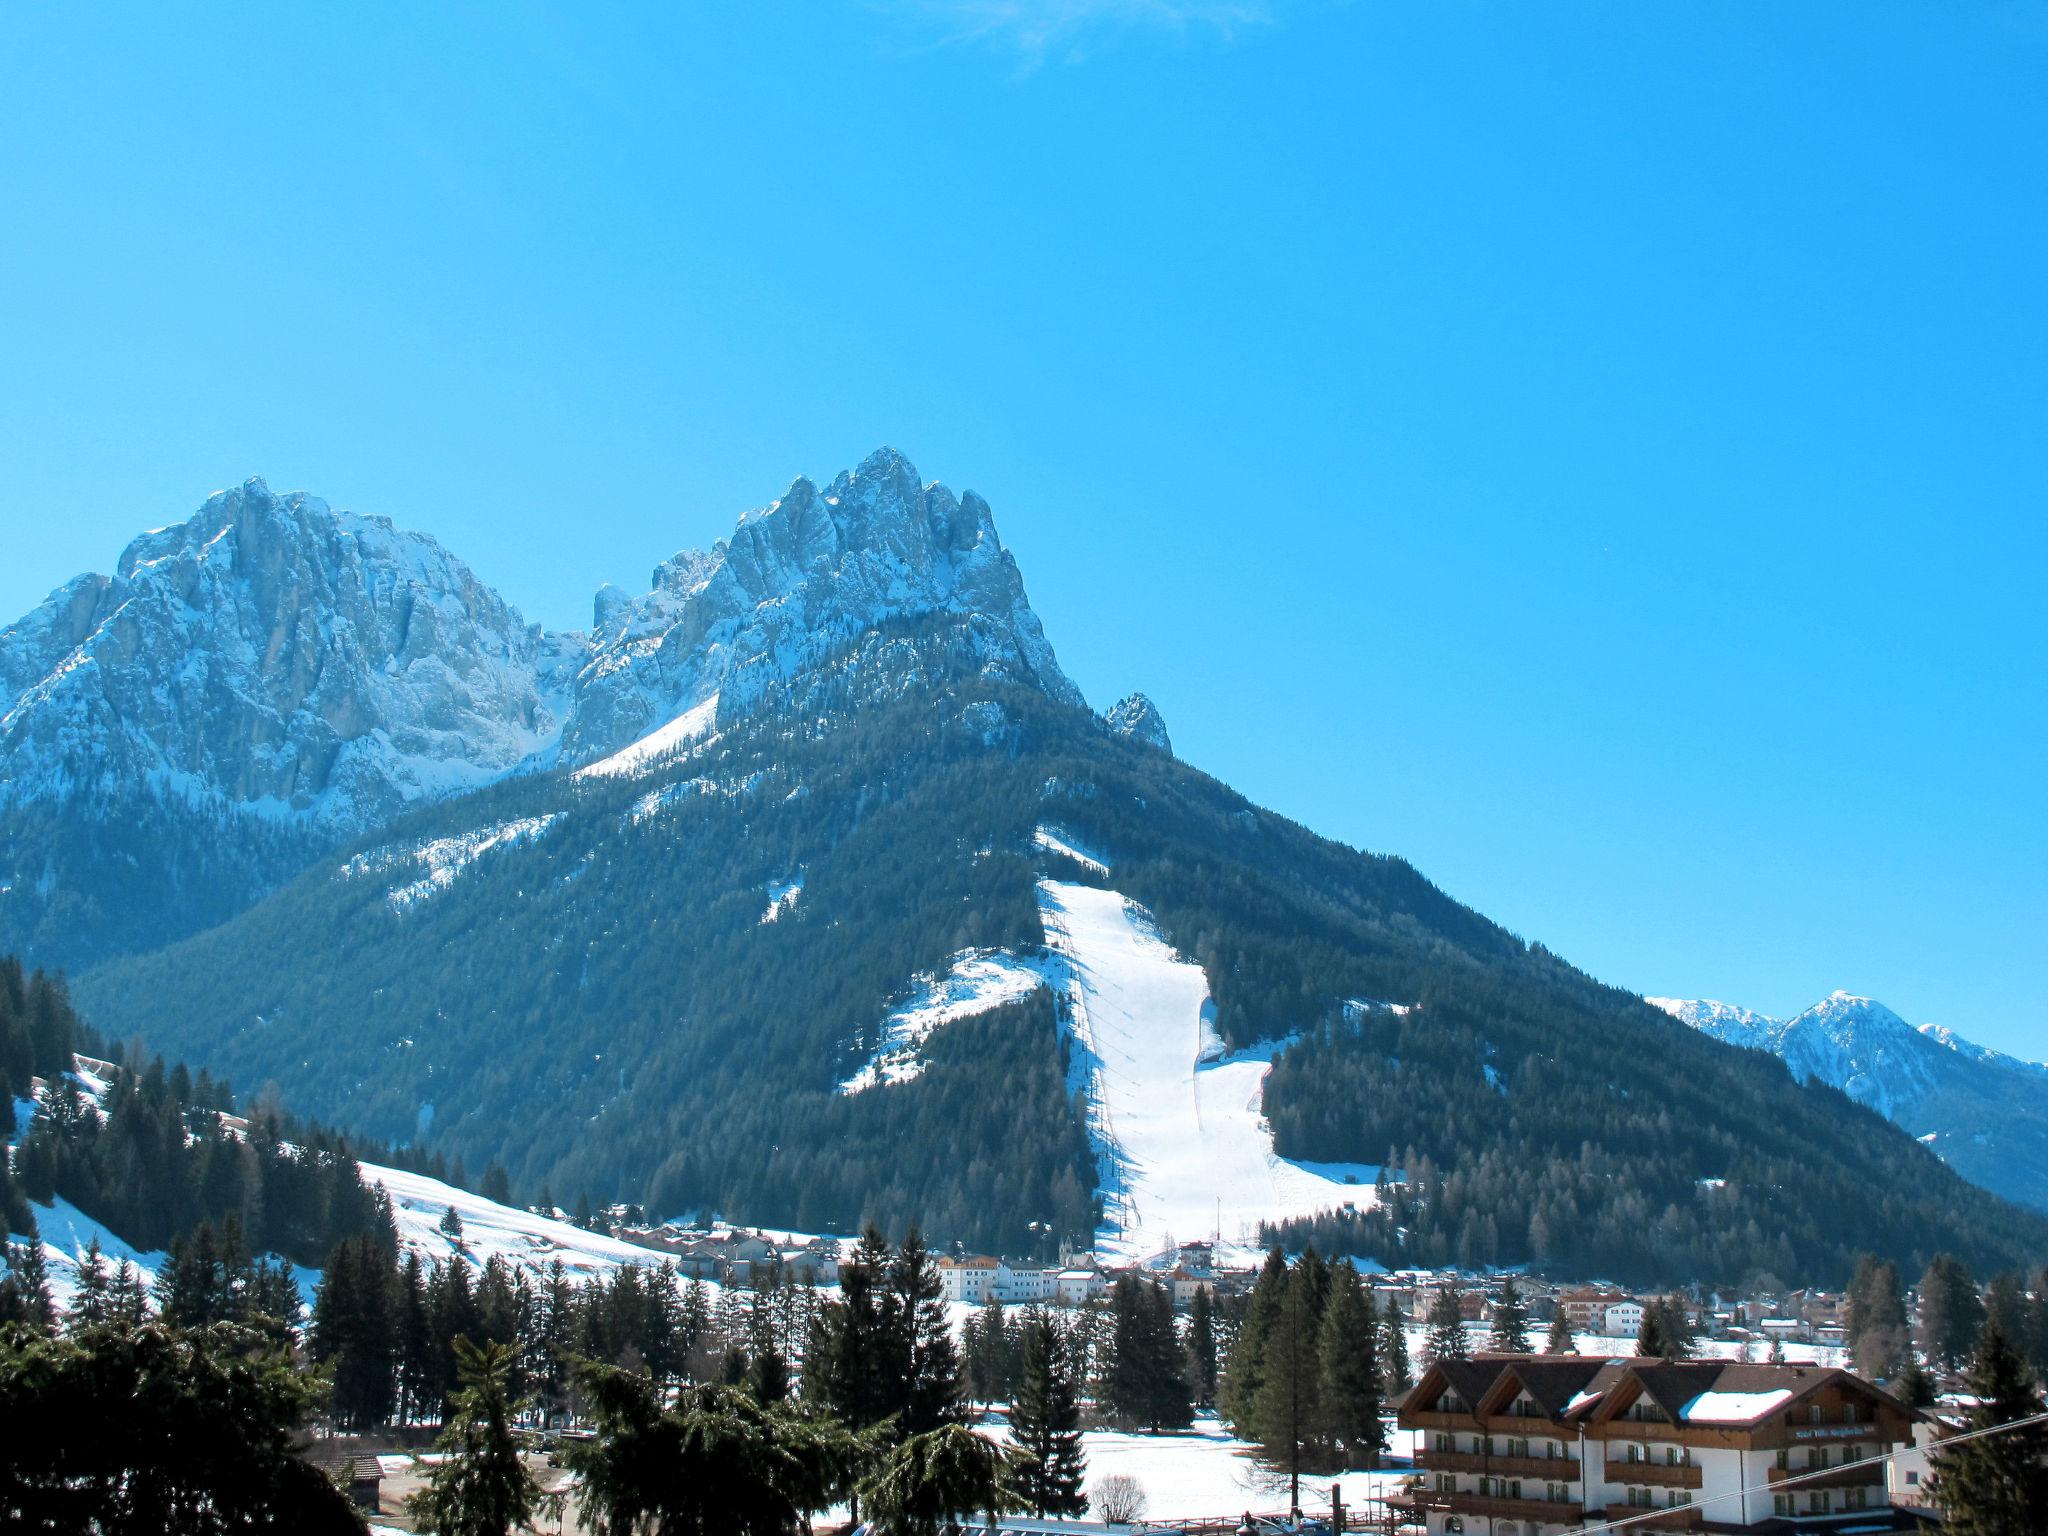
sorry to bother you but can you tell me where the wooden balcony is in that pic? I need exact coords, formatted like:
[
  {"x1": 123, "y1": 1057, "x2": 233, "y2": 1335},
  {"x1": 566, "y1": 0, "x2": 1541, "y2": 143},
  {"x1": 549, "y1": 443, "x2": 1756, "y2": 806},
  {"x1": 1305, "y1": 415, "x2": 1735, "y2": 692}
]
[
  {"x1": 1402, "y1": 1409, "x2": 1478, "y2": 1431},
  {"x1": 1606, "y1": 1460, "x2": 1704, "y2": 1490},
  {"x1": 1420, "y1": 1450, "x2": 1580, "y2": 1479},
  {"x1": 1404, "y1": 1489, "x2": 1585, "y2": 1523},
  {"x1": 1766, "y1": 1459, "x2": 1885, "y2": 1489},
  {"x1": 1597, "y1": 1504, "x2": 1704, "y2": 1530}
]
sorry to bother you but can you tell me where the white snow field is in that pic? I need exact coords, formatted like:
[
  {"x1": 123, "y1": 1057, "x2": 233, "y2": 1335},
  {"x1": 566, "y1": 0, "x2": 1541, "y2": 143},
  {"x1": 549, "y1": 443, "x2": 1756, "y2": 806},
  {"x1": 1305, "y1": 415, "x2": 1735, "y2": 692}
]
[
  {"x1": 1036, "y1": 880, "x2": 1376, "y2": 1260},
  {"x1": 1033, "y1": 823, "x2": 1111, "y2": 876},
  {"x1": 339, "y1": 813, "x2": 563, "y2": 910},
  {"x1": 572, "y1": 692, "x2": 719, "y2": 779}
]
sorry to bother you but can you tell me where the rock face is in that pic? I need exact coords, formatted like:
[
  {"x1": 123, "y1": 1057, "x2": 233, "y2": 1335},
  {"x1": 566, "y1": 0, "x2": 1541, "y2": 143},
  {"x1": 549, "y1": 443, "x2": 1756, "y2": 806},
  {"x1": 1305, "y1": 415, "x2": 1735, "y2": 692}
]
[
  {"x1": 1652, "y1": 991, "x2": 2048, "y2": 1210},
  {"x1": 1103, "y1": 692, "x2": 1171, "y2": 754},
  {"x1": 0, "y1": 478, "x2": 575, "y2": 833},
  {"x1": 0, "y1": 451, "x2": 1082, "y2": 968},
  {"x1": 560, "y1": 447, "x2": 1081, "y2": 758}
]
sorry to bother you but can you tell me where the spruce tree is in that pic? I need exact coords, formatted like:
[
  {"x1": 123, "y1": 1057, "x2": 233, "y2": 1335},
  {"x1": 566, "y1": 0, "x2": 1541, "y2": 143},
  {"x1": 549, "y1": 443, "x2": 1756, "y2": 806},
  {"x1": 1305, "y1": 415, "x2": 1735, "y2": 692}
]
[
  {"x1": 67, "y1": 1236, "x2": 112, "y2": 1330},
  {"x1": 1253, "y1": 1258, "x2": 1325, "y2": 1512},
  {"x1": 1222, "y1": 1248, "x2": 1288, "y2": 1430},
  {"x1": 1543, "y1": 1309, "x2": 1576, "y2": 1355},
  {"x1": 1919, "y1": 1253, "x2": 1985, "y2": 1373},
  {"x1": 1012, "y1": 1309, "x2": 1088, "y2": 1516},
  {"x1": 439, "y1": 1204, "x2": 464, "y2": 1239},
  {"x1": 1929, "y1": 1318, "x2": 2048, "y2": 1533},
  {"x1": 1423, "y1": 1287, "x2": 1468, "y2": 1364},
  {"x1": 890, "y1": 1228, "x2": 963, "y2": 1436},
  {"x1": 1487, "y1": 1275, "x2": 1530, "y2": 1352},
  {"x1": 1846, "y1": 1255, "x2": 1910, "y2": 1378},
  {"x1": 1318, "y1": 1263, "x2": 1385, "y2": 1467},
  {"x1": 1142, "y1": 1278, "x2": 1194, "y2": 1431},
  {"x1": 1186, "y1": 1284, "x2": 1219, "y2": 1411},
  {"x1": 312, "y1": 1234, "x2": 397, "y2": 1429},
  {"x1": 408, "y1": 1338, "x2": 542, "y2": 1536},
  {"x1": 1635, "y1": 1306, "x2": 1666, "y2": 1357},
  {"x1": 0, "y1": 1238, "x2": 55, "y2": 1334},
  {"x1": 1378, "y1": 1299, "x2": 1413, "y2": 1396}
]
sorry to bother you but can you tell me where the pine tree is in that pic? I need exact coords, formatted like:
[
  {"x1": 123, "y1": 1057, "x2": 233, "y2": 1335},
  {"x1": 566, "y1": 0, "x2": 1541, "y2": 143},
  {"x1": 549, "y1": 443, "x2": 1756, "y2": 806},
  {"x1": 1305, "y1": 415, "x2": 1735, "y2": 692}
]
[
  {"x1": 1919, "y1": 1254, "x2": 1985, "y2": 1373},
  {"x1": 1543, "y1": 1309, "x2": 1576, "y2": 1355},
  {"x1": 479, "y1": 1162, "x2": 512, "y2": 1206},
  {"x1": 1636, "y1": 1305, "x2": 1666, "y2": 1357},
  {"x1": 1186, "y1": 1284, "x2": 1219, "y2": 1410},
  {"x1": 1252, "y1": 1257, "x2": 1325, "y2": 1512},
  {"x1": 890, "y1": 1228, "x2": 963, "y2": 1436},
  {"x1": 67, "y1": 1236, "x2": 113, "y2": 1330},
  {"x1": 313, "y1": 1234, "x2": 397, "y2": 1430},
  {"x1": 439, "y1": 1204, "x2": 464, "y2": 1239},
  {"x1": 1318, "y1": 1262, "x2": 1385, "y2": 1468},
  {"x1": 1222, "y1": 1248, "x2": 1288, "y2": 1430},
  {"x1": 1929, "y1": 1318, "x2": 2048, "y2": 1533},
  {"x1": 408, "y1": 1337, "x2": 542, "y2": 1536},
  {"x1": 1378, "y1": 1299, "x2": 1413, "y2": 1396},
  {"x1": 1892, "y1": 1352, "x2": 1935, "y2": 1408},
  {"x1": 1011, "y1": 1309, "x2": 1087, "y2": 1516},
  {"x1": 1103, "y1": 1274, "x2": 1191, "y2": 1432},
  {"x1": 0, "y1": 1238, "x2": 56, "y2": 1334},
  {"x1": 1846, "y1": 1255, "x2": 1910, "y2": 1378},
  {"x1": 1423, "y1": 1287, "x2": 1468, "y2": 1364},
  {"x1": 1487, "y1": 1276, "x2": 1530, "y2": 1352}
]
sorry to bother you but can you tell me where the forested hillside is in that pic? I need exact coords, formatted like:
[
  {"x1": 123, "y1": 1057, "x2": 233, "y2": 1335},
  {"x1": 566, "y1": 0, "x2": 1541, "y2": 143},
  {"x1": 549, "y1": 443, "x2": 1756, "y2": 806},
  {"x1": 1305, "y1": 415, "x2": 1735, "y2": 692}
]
[{"x1": 73, "y1": 629, "x2": 2048, "y2": 1284}]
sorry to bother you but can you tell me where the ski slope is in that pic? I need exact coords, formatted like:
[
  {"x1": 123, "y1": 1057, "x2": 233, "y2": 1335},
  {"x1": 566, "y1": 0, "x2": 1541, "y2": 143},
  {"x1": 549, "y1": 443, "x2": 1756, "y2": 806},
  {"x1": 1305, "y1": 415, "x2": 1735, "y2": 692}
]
[{"x1": 1035, "y1": 880, "x2": 1377, "y2": 1260}]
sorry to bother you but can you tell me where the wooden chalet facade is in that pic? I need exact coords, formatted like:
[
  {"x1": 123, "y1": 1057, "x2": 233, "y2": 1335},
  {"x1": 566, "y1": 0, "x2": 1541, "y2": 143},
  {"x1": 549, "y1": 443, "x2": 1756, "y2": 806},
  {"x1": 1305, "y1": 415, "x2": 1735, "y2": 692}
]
[{"x1": 1396, "y1": 1353, "x2": 1928, "y2": 1535}]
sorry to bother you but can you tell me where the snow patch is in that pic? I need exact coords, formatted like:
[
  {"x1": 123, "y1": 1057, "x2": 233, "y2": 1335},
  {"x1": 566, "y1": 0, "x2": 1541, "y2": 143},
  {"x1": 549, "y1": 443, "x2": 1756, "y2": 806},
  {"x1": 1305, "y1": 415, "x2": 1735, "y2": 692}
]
[
  {"x1": 840, "y1": 949, "x2": 1055, "y2": 1093},
  {"x1": 573, "y1": 693, "x2": 719, "y2": 780},
  {"x1": 1680, "y1": 1388, "x2": 1795, "y2": 1424},
  {"x1": 343, "y1": 815, "x2": 563, "y2": 910},
  {"x1": 762, "y1": 874, "x2": 805, "y2": 924},
  {"x1": 1032, "y1": 824, "x2": 1109, "y2": 876}
]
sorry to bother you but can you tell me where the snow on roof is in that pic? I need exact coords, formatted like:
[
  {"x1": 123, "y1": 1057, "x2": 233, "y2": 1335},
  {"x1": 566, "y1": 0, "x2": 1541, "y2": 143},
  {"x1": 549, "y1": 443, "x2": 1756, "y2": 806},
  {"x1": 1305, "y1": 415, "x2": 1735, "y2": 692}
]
[
  {"x1": 1680, "y1": 1387, "x2": 1795, "y2": 1424},
  {"x1": 1565, "y1": 1389, "x2": 1604, "y2": 1413}
]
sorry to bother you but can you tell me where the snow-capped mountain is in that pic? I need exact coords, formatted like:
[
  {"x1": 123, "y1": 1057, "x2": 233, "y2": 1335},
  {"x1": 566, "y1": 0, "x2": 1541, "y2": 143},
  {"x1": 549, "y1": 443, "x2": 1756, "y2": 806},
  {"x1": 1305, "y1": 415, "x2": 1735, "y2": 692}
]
[
  {"x1": 0, "y1": 449, "x2": 1078, "y2": 970},
  {"x1": 0, "y1": 478, "x2": 576, "y2": 831},
  {"x1": 1651, "y1": 991, "x2": 2048, "y2": 1210},
  {"x1": 1104, "y1": 692, "x2": 1172, "y2": 754},
  {"x1": 562, "y1": 447, "x2": 1081, "y2": 760}
]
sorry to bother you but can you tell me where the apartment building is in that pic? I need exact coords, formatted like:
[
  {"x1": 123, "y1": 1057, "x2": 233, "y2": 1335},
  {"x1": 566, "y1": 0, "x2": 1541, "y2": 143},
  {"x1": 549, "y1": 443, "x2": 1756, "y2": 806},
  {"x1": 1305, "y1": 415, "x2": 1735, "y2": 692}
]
[{"x1": 1396, "y1": 1353, "x2": 1924, "y2": 1534}]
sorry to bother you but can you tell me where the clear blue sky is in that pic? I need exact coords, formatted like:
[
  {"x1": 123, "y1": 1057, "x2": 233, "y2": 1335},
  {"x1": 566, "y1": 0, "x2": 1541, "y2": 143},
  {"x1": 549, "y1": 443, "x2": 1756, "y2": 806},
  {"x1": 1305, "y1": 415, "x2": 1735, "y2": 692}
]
[{"x1": 2, "y1": 3, "x2": 2043, "y2": 1052}]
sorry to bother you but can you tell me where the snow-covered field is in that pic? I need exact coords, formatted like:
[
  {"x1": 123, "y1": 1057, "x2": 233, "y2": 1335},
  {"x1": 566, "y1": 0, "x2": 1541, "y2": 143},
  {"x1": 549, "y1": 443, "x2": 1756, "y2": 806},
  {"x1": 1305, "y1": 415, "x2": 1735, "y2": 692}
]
[
  {"x1": 842, "y1": 949, "x2": 1058, "y2": 1093},
  {"x1": 1038, "y1": 880, "x2": 1377, "y2": 1261}
]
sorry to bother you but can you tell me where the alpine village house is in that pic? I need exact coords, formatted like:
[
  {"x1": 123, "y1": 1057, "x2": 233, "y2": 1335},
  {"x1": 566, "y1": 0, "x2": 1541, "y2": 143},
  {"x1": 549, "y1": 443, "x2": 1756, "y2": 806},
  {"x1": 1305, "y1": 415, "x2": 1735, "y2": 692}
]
[{"x1": 1397, "y1": 1355, "x2": 1925, "y2": 1534}]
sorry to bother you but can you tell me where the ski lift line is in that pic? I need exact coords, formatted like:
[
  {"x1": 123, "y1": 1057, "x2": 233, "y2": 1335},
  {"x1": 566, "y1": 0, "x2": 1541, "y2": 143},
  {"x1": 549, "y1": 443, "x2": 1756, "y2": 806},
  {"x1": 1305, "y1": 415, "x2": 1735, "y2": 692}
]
[{"x1": 1562, "y1": 1407, "x2": 2048, "y2": 1536}]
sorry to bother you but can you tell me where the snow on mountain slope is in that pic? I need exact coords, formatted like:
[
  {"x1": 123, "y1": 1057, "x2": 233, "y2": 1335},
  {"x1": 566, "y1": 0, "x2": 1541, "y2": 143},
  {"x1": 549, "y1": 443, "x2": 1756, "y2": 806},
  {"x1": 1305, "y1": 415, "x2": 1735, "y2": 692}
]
[
  {"x1": 341, "y1": 814, "x2": 564, "y2": 910},
  {"x1": 1036, "y1": 880, "x2": 1376, "y2": 1259},
  {"x1": 1033, "y1": 824, "x2": 1111, "y2": 876},
  {"x1": 559, "y1": 447, "x2": 1083, "y2": 760},
  {"x1": 839, "y1": 949, "x2": 1058, "y2": 1093},
  {"x1": 1654, "y1": 990, "x2": 2048, "y2": 1211},
  {"x1": 572, "y1": 693, "x2": 720, "y2": 780},
  {"x1": 0, "y1": 478, "x2": 575, "y2": 831}
]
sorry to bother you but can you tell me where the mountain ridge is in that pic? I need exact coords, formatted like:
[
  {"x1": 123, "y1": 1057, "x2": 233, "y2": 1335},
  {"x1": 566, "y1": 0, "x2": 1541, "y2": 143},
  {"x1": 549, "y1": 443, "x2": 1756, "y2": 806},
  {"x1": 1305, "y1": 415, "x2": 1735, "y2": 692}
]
[{"x1": 1650, "y1": 991, "x2": 2048, "y2": 1211}]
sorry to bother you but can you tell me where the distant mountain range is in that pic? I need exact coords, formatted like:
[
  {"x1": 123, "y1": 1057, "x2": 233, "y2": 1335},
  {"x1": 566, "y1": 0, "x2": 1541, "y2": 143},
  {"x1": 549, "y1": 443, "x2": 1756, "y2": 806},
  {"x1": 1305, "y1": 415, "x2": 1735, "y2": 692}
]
[
  {"x1": 4, "y1": 449, "x2": 2042, "y2": 1283},
  {"x1": 1650, "y1": 992, "x2": 2048, "y2": 1212}
]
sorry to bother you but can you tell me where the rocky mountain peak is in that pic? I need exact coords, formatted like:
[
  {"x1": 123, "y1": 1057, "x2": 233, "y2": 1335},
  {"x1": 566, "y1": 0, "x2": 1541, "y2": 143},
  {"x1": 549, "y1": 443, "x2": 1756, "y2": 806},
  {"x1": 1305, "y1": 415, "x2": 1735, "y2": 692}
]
[{"x1": 1104, "y1": 692, "x2": 1172, "y2": 754}]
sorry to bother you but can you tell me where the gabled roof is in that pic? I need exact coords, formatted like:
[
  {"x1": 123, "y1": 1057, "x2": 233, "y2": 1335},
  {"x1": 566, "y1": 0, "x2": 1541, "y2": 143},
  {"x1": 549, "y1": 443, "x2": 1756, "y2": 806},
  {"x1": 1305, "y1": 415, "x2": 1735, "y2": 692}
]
[{"x1": 1575, "y1": 1358, "x2": 1918, "y2": 1429}]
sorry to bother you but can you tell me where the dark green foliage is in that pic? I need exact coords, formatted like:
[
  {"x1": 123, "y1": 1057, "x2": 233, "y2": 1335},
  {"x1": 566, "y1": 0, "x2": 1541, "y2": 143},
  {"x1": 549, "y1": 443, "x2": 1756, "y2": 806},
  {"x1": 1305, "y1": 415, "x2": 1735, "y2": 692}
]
[
  {"x1": 859, "y1": 1424, "x2": 1023, "y2": 1536},
  {"x1": 1378, "y1": 1296, "x2": 1412, "y2": 1394},
  {"x1": 408, "y1": 1338, "x2": 542, "y2": 1536},
  {"x1": 1011, "y1": 1309, "x2": 1087, "y2": 1516},
  {"x1": 311, "y1": 1235, "x2": 398, "y2": 1431},
  {"x1": 1101, "y1": 1274, "x2": 1192, "y2": 1432},
  {"x1": 1929, "y1": 1318, "x2": 2048, "y2": 1532},
  {"x1": 804, "y1": 1226, "x2": 962, "y2": 1442},
  {"x1": 962, "y1": 1292, "x2": 1016, "y2": 1405},
  {"x1": 1845, "y1": 1254, "x2": 1910, "y2": 1379},
  {"x1": 1186, "y1": 1283, "x2": 1219, "y2": 1410},
  {"x1": 1919, "y1": 1253, "x2": 1985, "y2": 1373},
  {"x1": 153, "y1": 1219, "x2": 301, "y2": 1337},
  {"x1": 0, "y1": 1320, "x2": 365, "y2": 1534},
  {"x1": 567, "y1": 1366, "x2": 860, "y2": 1536},
  {"x1": 1543, "y1": 1309, "x2": 1575, "y2": 1355},
  {"x1": 0, "y1": 1238, "x2": 56, "y2": 1334},
  {"x1": 1317, "y1": 1263, "x2": 1384, "y2": 1468},
  {"x1": 1487, "y1": 1274, "x2": 1529, "y2": 1352},
  {"x1": 68, "y1": 648, "x2": 2048, "y2": 1278},
  {"x1": 1424, "y1": 1287, "x2": 1468, "y2": 1364}
]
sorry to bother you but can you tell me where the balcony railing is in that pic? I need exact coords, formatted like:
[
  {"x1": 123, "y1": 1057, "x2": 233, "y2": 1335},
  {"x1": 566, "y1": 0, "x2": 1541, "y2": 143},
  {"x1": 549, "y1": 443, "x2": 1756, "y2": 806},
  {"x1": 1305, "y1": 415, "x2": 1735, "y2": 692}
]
[
  {"x1": 1597, "y1": 1504, "x2": 1704, "y2": 1530},
  {"x1": 1766, "y1": 1460, "x2": 1885, "y2": 1489},
  {"x1": 1418, "y1": 1450, "x2": 1581, "y2": 1478},
  {"x1": 1403, "y1": 1489, "x2": 1586, "y2": 1523},
  {"x1": 1606, "y1": 1460, "x2": 1704, "y2": 1490}
]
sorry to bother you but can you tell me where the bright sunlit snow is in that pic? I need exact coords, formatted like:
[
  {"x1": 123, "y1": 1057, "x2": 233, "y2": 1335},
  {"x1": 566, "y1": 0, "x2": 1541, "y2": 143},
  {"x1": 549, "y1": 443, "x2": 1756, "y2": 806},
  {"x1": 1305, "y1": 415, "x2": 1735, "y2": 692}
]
[
  {"x1": 1033, "y1": 824, "x2": 1110, "y2": 876},
  {"x1": 342, "y1": 814, "x2": 563, "y2": 910},
  {"x1": 840, "y1": 949, "x2": 1056, "y2": 1093},
  {"x1": 1036, "y1": 880, "x2": 1377, "y2": 1260},
  {"x1": 762, "y1": 873, "x2": 805, "y2": 924},
  {"x1": 573, "y1": 693, "x2": 720, "y2": 780}
]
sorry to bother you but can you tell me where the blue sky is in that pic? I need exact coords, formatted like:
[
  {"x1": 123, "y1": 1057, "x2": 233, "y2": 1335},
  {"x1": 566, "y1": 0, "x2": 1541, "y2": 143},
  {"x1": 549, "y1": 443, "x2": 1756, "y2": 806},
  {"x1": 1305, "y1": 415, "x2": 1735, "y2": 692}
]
[{"x1": 2, "y1": 2, "x2": 2043, "y2": 1052}]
